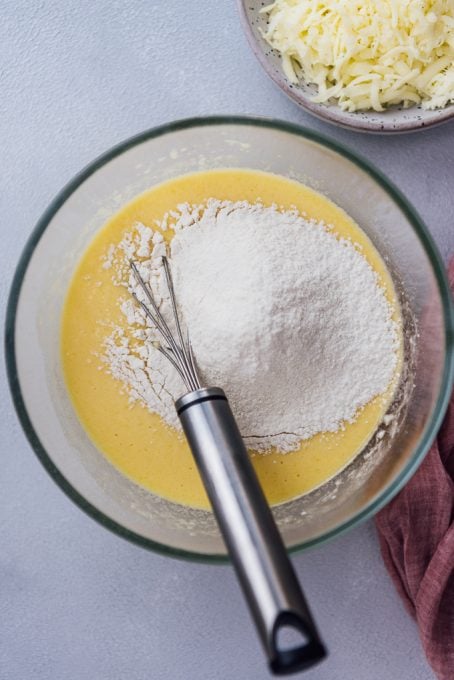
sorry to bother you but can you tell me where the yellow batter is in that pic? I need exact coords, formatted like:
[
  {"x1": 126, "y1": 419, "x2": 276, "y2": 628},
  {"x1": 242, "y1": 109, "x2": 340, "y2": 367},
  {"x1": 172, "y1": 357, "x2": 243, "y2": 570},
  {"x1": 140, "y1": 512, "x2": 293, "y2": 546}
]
[{"x1": 61, "y1": 169, "x2": 401, "y2": 510}]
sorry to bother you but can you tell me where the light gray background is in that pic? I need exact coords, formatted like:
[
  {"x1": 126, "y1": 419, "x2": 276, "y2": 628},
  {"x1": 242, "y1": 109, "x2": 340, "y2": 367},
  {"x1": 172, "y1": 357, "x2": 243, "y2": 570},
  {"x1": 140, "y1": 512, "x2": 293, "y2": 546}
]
[{"x1": 1, "y1": 2, "x2": 453, "y2": 679}]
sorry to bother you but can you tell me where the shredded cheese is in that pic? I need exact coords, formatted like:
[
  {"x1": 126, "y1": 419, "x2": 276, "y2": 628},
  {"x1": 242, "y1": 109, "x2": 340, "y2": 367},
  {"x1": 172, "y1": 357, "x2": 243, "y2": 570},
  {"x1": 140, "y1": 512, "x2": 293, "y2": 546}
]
[{"x1": 261, "y1": 0, "x2": 454, "y2": 112}]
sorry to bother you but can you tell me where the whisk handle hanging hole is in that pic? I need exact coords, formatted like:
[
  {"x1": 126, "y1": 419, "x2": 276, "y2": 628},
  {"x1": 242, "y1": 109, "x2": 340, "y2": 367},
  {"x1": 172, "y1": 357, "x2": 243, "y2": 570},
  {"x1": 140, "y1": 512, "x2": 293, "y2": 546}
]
[{"x1": 176, "y1": 387, "x2": 326, "y2": 675}]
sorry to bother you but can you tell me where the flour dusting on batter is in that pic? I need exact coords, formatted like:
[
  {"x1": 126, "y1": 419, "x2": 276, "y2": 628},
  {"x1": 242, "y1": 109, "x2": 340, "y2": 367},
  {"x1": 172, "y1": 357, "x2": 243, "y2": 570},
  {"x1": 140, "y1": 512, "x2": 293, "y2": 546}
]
[{"x1": 102, "y1": 199, "x2": 399, "y2": 453}]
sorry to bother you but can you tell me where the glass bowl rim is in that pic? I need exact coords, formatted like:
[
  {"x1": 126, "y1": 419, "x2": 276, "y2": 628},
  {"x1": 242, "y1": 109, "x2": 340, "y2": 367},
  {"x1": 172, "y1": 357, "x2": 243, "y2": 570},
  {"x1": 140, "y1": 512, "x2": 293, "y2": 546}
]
[{"x1": 5, "y1": 115, "x2": 454, "y2": 564}]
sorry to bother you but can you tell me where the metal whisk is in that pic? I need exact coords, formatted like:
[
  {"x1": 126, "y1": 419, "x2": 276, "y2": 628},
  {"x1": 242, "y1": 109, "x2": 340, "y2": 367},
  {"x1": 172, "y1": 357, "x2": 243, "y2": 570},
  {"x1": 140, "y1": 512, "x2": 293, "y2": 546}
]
[
  {"x1": 130, "y1": 258, "x2": 201, "y2": 391},
  {"x1": 130, "y1": 258, "x2": 326, "y2": 676}
]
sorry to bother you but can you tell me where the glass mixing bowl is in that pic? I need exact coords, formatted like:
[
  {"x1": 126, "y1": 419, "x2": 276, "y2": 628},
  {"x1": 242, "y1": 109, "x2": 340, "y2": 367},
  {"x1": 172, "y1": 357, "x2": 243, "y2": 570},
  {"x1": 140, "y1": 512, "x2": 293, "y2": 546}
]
[{"x1": 6, "y1": 117, "x2": 454, "y2": 562}]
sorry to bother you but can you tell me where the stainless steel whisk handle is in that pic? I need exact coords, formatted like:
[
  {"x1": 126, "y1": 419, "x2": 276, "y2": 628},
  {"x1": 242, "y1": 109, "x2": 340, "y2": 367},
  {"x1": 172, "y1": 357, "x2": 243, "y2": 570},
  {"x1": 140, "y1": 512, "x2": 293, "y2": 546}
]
[{"x1": 176, "y1": 387, "x2": 326, "y2": 675}]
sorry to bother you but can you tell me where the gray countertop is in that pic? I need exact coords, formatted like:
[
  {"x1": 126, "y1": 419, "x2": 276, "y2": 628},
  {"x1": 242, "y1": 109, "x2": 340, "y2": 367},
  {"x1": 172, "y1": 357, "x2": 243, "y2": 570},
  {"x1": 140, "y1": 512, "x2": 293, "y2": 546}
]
[{"x1": 1, "y1": 2, "x2": 453, "y2": 679}]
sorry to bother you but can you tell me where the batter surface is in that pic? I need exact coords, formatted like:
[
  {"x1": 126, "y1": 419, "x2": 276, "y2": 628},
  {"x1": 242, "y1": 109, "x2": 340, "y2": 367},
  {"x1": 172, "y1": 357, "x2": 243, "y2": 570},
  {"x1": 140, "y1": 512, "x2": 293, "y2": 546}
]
[{"x1": 61, "y1": 169, "x2": 401, "y2": 509}]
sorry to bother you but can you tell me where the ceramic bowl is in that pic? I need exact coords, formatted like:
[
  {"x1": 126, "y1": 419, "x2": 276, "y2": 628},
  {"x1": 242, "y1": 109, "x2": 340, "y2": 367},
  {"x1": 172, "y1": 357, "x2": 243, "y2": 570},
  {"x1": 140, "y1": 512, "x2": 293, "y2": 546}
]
[{"x1": 238, "y1": 0, "x2": 454, "y2": 133}]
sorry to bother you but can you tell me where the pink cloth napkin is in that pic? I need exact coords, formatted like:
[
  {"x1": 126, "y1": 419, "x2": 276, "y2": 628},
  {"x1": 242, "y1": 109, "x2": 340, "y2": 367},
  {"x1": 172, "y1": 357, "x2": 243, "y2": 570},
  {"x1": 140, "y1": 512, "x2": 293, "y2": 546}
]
[{"x1": 375, "y1": 258, "x2": 454, "y2": 680}]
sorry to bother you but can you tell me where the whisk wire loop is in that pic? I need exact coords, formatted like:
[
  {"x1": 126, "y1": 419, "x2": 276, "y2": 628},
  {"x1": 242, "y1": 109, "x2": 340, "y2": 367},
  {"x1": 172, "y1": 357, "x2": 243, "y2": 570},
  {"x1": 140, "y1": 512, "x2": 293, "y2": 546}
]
[{"x1": 129, "y1": 258, "x2": 201, "y2": 392}]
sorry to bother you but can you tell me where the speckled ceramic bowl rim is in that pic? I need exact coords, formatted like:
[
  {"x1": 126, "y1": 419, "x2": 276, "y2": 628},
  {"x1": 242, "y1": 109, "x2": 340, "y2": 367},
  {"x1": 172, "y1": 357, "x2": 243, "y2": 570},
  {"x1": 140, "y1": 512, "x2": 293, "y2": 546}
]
[
  {"x1": 238, "y1": 0, "x2": 454, "y2": 134},
  {"x1": 5, "y1": 116, "x2": 454, "y2": 563}
]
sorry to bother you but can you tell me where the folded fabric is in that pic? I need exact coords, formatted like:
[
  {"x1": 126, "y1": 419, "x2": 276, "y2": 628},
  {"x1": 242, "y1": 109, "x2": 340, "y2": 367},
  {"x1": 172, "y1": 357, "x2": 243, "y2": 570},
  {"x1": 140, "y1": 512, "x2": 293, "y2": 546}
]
[{"x1": 375, "y1": 258, "x2": 454, "y2": 680}]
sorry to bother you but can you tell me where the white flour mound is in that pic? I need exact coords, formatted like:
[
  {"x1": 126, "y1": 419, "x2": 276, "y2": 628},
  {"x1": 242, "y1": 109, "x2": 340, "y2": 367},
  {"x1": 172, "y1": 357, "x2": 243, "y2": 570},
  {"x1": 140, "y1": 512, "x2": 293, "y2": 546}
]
[{"x1": 103, "y1": 199, "x2": 399, "y2": 453}]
